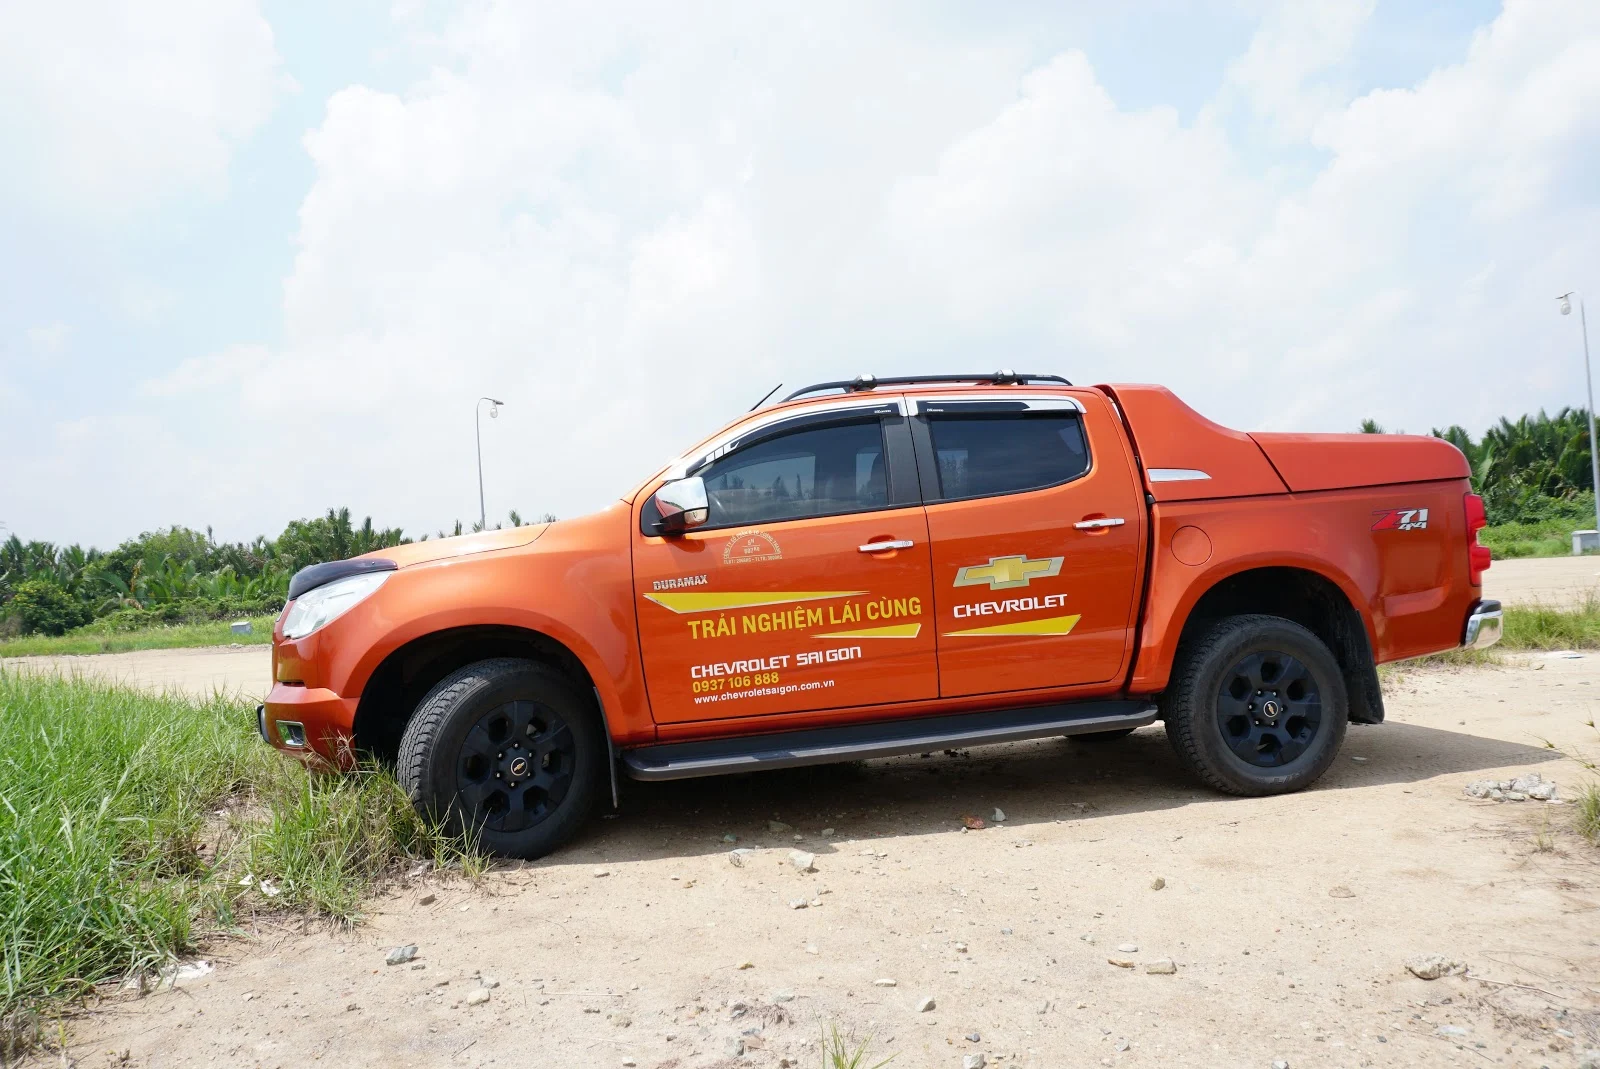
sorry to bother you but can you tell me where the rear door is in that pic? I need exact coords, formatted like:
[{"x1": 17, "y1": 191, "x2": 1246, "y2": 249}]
[
  {"x1": 914, "y1": 392, "x2": 1145, "y2": 698},
  {"x1": 633, "y1": 400, "x2": 939, "y2": 724}
]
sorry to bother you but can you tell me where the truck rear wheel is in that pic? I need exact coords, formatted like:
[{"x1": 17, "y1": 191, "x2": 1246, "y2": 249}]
[
  {"x1": 398, "y1": 658, "x2": 605, "y2": 859},
  {"x1": 1163, "y1": 615, "x2": 1347, "y2": 796}
]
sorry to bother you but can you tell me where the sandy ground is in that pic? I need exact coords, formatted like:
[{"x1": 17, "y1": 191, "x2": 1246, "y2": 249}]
[
  {"x1": 26, "y1": 652, "x2": 1599, "y2": 1069},
  {"x1": 4, "y1": 556, "x2": 1594, "y2": 702}
]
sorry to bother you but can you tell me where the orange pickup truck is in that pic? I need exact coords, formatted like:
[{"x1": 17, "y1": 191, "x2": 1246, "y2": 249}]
[{"x1": 259, "y1": 373, "x2": 1501, "y2": 857}]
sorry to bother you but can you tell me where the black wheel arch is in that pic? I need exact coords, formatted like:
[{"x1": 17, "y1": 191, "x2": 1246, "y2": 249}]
[
  {"x1": 354, "y1": 625, "x2": 602, "y2": 763},
  {"x1": 1169, "y1": 566, "x2": 1383, "y2": 724}
]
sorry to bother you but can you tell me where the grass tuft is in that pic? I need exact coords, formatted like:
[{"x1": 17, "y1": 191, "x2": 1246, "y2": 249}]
[
  {"x1": 822, "y1": 1025, "x2": 897, "y2": 1069},
  {"x1": 0, "y1": 616, "x2": 277, "y2": 658},
  {"x1": 0, "y1": 670, "x2": 480, "y2": 1057},
  {"x1": 1500, "y1": 595, "x2": 1600, "y2": 650},
  {"x1": 1578, "y1": 784, "x2": 1600, "y2": 846}
]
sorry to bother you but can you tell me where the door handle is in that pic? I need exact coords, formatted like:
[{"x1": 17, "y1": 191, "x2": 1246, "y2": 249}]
[
  {"x1": 1074, "y1": 518, "x2": 1126, "y2": 530},
  {"x1": 859, "y1": 539, "x2": 915, "y2": 553}
]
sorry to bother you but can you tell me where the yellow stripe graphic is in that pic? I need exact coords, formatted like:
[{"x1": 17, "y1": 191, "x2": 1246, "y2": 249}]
[
  {"x1": 644, "y1": 590, "x2": 865, "y2": 614},
  {"x1": 811, "y1": 623, "x2": 923, "y2": 639},
  {"x1": 944, "y1": 614, "x2": 1081, "y2": 638}
]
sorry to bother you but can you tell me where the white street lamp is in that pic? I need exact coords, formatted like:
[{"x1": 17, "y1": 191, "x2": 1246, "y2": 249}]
[
  {"x1": 1556, "y1": 292, "x2": 1600, "y2": 547},
  {"x1": 476, "y1": 397, "x2": 505, "y2": 531}
]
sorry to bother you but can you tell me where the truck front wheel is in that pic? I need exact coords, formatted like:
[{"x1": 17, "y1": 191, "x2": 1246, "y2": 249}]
[
  {"x1": 1163, "y1": 615, "x2": 1347, "y2": 796},
  {"x1": 398, "y1": 658, "x2": 606, "y2": 859}
]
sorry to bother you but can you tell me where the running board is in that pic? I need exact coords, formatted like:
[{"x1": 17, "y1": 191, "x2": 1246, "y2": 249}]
[{"x1": 621, "y1": 700, "x2": 1158, "y2": 782}]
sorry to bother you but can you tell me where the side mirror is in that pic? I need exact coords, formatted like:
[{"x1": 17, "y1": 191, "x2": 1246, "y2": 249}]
[{"x1": 653, "y1": 476, "x2": 709, "y2": 534}]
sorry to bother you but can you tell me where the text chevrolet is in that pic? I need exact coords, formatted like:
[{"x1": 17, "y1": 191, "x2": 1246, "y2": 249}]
[{"x1": 260, "y1": 373, "x2": 1501, "y2": 858}]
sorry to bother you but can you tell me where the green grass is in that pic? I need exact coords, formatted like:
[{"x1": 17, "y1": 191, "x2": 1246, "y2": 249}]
[
  {"x1": 0, "y1": 671, "x2": 479, "y2": 1056},
  {"x1": 1578, "y1": 784, "x2": 1600, "y2": 846},
  {"x1": 1501, "y1": 596, "x2": 1600, "y2": 650},
  {"x1": 1481, "y1": 519, "x2": 1598, "y2": 559},
  {"x1": 0, "y1": 616, "x2": 276, "y2": 658}
]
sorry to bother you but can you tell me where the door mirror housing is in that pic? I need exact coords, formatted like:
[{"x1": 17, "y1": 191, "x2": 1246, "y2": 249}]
[{"x1": 653, "y1": 476, "x2": 709, "y2": 535}]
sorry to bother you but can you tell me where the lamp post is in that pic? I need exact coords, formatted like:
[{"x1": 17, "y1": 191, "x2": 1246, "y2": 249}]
[
  {"x1": 1556, "y1": 293, "x2": 1600, "y2": 546},
  {"x1": 476, "y1": 397, "x2": 504, "y2": 531}
]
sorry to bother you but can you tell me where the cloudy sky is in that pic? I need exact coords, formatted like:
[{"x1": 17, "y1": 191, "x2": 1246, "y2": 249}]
[{"x1": 3, "y1": 0, "x2": 1598, "y2": 549}]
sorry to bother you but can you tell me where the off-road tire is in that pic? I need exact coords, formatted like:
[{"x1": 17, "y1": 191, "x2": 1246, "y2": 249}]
[
  {"x1": 1070, "y1": 728, "x2": 1138, "y2": 743},
  {"x1": 1163, "y1": 614, "x2": 1347, "y2": 796},
  {"x1": 398, "y1": 658, "x2": 606, "y2": 859}
]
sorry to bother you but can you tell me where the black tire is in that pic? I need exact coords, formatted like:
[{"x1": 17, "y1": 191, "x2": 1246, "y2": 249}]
[
  {"x1": 1163, "y1": 615, "x2": 1347, "y2": 796},
  {"x1": 398, "y1": 658, "x2": 606, "y2": 859},
  {"x1": 1069, "y1": 727, "x2": 1138, "y2": 743}
]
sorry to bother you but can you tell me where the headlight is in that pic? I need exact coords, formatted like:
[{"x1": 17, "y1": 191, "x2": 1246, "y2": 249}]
[{"x1": 282, "y1": 572, "x2": 391, "y2": 639}]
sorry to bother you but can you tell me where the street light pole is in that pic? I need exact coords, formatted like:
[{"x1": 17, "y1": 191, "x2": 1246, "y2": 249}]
[
  {"x1": 476, "y1": 397, "x2": 504, "y2": 531},
  {"x1": 1558, "y1": 293, "x2": 1600, "y2": 543}
]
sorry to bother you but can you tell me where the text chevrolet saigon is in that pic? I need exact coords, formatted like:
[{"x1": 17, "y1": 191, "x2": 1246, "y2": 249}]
[{"x1": 260, "y1": 373, "x2": 1501, "y2": 858}]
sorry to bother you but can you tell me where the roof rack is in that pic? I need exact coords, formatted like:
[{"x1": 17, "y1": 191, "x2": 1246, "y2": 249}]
[{"x1": 782, "y1": 371, "x2": 1072, "y2": 403}]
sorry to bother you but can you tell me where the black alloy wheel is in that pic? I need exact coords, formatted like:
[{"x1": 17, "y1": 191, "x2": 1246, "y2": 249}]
[
  {"x1": 1163, "y1": 614, "x2": 1347, "y2": 796},
  {"x1": 1215, "y1": 651, "x2": 1322, "y2": 767},
  {"x1": 398, "y1": 658, "x2": 605, "y2": 858},
  {"x1": 456, "y1": 698, "x2": 577, "y2": 834}
]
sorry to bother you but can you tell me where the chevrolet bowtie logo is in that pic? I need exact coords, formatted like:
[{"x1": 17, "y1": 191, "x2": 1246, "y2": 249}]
[{"x1": 953, "y1": 554, "x2": 1064, "y2": 591}]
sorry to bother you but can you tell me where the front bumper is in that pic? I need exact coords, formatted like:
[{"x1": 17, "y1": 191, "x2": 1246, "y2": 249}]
[
  {"x1": 259, "y1": 683, "x2": 359, "y2": 765},
  {"x1": 1462, "y1": 598, "x2": 1503, "y2": 651}
]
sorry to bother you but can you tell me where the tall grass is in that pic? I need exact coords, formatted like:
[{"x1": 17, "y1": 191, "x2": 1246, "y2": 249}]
[
  {"x1": 0, "y1": 671, "x2": 478, "y2": 1056},
  {"x1": 1502, "y1": 595, "x2": 1600, "y2": 650},
  {"x1": 0, "y1": 616, "x2": 276, "y2": 658}
]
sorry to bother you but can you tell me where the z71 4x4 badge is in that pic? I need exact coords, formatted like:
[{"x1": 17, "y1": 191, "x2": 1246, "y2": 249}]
[{"x1": 1371, "y1": 507, "x2": 1429, "y2": 532}]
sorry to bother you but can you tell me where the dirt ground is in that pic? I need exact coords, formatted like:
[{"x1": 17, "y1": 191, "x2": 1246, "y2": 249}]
[{"x1": 11, "y1": 557, "x2": 1600, "y2": 1068}]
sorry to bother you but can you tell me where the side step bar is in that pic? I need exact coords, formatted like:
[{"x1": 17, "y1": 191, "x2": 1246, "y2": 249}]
[{"x1": 621, "y1": 700, "x2": 1158, "y2": 782}]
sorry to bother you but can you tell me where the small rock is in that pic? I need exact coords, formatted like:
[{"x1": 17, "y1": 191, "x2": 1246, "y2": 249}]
[
  {"x1": 1436, "y1": 1025, "x2": 1469, "y2": 1038},
  {"x1": 622, "y1": 1060, "x2": 637, "y2": 1067},
  {"x1": 965, "y1": 1031, "x2": 981, "y2": 1042},
  {"x1": 1115, "y1": 1039, "x2": 1130, "y2": 1051},
  {"x1": 480, "y1": 977, "x2": 500, "y2": 989},
  {"x1": 385, "y1": 945, "x2": 418, "y2": 966},
  {"x1": 872, "y1": 978, "x2": 897, "y2": 987},
  {"x1": 789, "y1": 850, "x2": 816, "y2": 873},
  {"x1": 992, "y1": 808, "x2": 1006, "y2": 822},
  {"x1": 727, "y1": 1037, "x2": 746, "y2": 1057},
  {"x1": 609, "y1": 1013, "x2": 631, "y2": 1027},
  {"x1": 345, "y1": 1002, "x2": 358, "y2": 1012},
  {"x1": 728, "y1": 848, "x2": 753, "y2": 867},
  {"x1": 1079, "y1": 933, "x2": 1097, "y2": 945},
  {"x1": 722, "y1": 833, "x2": 738, "y2": 843},
  {"x1": 1116, "y1": 943, "x2": 1138, "y2": 953},
  {"x1": 961, "y1": 815, "x2": 986, "y2": 830},
  {"x1": 1577, "y1": 1048, "x2": 1600, "y2": 1069},
  {"x1": 1328, "y1": 886, "x2": 1356, "y2": 899},
  {"x1": 418, "y1": 893, "x2": 436, "y2": 906},
  {"x1": 1272, "y1": 1061, "x2": 1290, "y2": 1069},
  {"x1": 1487, "y1": 788, "x2": 1506, "y2": 801},
  {"x1": 1150, "y1": 877, "x2": 1165, "y2": 891},
  {"x1": 916, "y1": 995, "x2": 936, "y2": 1012},
  {"x1": 1146, "y1": 958, "x2": 1177, "y2": 975},
  {"x1": 593, "y1": 868, "x2": 610, "y2": 877},
  {"x1": 1528, "y1": 781, "x2": 1559, "y2": 801},
  {"x1": 1108, "y1": 958, "x2": 1136, "y2": 969},
  {"x1": 963, "y1": 1055, "x2": 986, "y2": 1069},
  {"x1": 789, "y1": 898, "x2": 809, "y2": 910},
  {"x1": 768, "y1": 820, "x2": 792, "y2": 834},
  {"x1": 1504, "y1": 790, "x2": 1528, "y2": 801},
  {"x1": 1406, "y1": 954, "x2": 1466, "y2": 980},
  {"x1": 1350, "y1": 755, "x2": 1367, "y2": 762},
  {"x1": 773, "y1": 991, "x2": 795, "y2": 1003},
  {"x1": 410, "y1": 963, "x2": 426, "y2": 971},
  {"x1": 821, "y1": 828, "x2": 835, "y2": 837},
  {"x1": 1463, "y1": 780, "x2": 1493, "y2": 799},
  {"x1": 1000, "y1": 928, "x2": 1013, "y2": 935},
  {"x1": 1510, "y1": 772, "x2": 1542, "y2": 793},
  {"x1": 466, "y1": 988, "x2": 491, "y2": 1007}
]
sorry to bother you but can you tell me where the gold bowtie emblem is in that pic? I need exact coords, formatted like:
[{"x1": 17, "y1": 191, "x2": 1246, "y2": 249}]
[{"x1": 953, "y1": 555, "x2": 1064, "y2": 591}]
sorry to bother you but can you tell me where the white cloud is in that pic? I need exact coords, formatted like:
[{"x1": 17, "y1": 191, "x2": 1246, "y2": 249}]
[
  {"x1": 26, "y1": 323, "x2": 72, "y2": 354},
  {"x1": 18, "y1": 1, "x2": 1600, "y2": 544},
  {"x1": 0, "y1": 0, "x2": 289, "y2": 215}
]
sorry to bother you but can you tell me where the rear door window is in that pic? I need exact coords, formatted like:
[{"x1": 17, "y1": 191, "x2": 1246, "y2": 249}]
[{"x1": 927, "y1": 412, "x2": 1089, "y2": 500}]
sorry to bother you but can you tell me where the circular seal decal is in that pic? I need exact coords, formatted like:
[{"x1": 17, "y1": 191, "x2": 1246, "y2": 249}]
[{"x1": 722, "y1": 529, "x2": 783, "y2": 565}]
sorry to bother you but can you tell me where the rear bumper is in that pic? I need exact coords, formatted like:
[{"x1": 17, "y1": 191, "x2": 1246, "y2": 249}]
[
  {"x1": 260, "y1": 683, "x2": 358, "y2": 766},
  {"x1": 1462, "y1": 598, "x2": 1503, "y2": 651}
]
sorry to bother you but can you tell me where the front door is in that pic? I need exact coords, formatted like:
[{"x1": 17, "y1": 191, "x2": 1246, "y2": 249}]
[
  {"x1": 633, "y1": 407, "x2": 938, "y2": 724},
  {"x1": 916, "y1": 393, "x2": 1145, "y2": 698}
]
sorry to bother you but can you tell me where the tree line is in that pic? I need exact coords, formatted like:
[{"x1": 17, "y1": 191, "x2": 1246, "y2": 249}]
[{"x1": 0, "y1": 507, "x2": 552, "y2": 637}]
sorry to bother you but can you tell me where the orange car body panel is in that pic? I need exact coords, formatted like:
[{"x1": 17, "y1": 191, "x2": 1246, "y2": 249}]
[{"x1": 262, "y1": 379, "x2": 1485, "y2": 766}]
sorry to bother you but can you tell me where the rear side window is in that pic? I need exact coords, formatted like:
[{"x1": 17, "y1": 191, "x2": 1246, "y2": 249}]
[
  {"x1": 927, "y1": 412, "x2": 1089, "y2": 499},
  {"x1": 700, "y1": 419, "x2": 888, "y2": 526}
]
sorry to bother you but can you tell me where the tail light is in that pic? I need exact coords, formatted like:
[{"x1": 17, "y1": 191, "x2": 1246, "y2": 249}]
[{"x1": 1464, "y1": 493, "x2": 1490, "y2": 585}]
